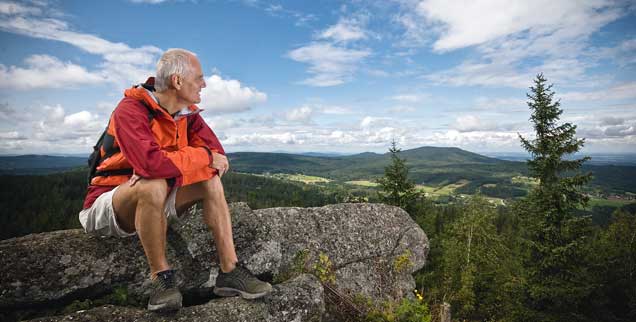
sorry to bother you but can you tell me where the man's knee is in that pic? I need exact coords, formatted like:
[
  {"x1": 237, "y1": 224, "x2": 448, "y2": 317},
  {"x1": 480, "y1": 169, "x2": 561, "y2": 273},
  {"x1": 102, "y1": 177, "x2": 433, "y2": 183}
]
[
  {"x1": 202, "y1": 176, "x2": 225, "y2": 200},
  {"x1": 135, "y1": 178, "x2": 169, "y2": 206}
]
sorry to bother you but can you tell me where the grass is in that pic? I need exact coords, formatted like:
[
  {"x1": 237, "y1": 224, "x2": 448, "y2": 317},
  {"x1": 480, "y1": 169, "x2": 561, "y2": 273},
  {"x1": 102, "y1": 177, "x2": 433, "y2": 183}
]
[
  {"x1": 588, "y1": 198, "x2": 634, "y2": 208},
  {"x1": 284, "y1": 174, "x2": 332, "y2": 184},
  {"x1": 512, "y1": 176, "x2": 539, "y2": 186},
  {"x1": 345, "y1": 180, "x2": 379, "y2": 187},
  {"x1": 253, "y1": 172, "x2": 627, "y2": 209},
  {"x1": 416, "y1": 180, "x2": 469, "y2": 196},
  {"x1": 251, "y1": 172, "x2": 332, "y2": 184}
]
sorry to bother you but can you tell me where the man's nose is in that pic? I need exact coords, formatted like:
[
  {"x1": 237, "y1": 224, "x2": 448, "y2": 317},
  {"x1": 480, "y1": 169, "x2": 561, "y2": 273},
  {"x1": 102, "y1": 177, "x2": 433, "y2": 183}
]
[{"x1": 201, "y1": 79, "x2": 206, "y2": 88}]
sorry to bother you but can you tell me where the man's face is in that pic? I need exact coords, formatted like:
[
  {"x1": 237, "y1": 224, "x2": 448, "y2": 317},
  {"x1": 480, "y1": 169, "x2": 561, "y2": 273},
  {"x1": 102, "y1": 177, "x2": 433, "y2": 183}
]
[{"x1": 177, "y1": 55, "x2": 206, "y2": 105}]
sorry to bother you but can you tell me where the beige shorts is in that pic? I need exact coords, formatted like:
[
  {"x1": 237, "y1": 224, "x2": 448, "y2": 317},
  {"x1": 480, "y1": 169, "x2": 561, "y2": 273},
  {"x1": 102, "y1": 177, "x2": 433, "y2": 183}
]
[{"x1": 79, "y1": 186, "x2": 178, "y2": 238}]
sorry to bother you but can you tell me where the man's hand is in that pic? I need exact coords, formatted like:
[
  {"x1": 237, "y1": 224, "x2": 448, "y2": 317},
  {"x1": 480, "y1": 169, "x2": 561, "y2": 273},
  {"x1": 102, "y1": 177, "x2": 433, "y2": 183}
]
[{"x1": 211, "y1": 151, "x2": 229, "y2": 177}]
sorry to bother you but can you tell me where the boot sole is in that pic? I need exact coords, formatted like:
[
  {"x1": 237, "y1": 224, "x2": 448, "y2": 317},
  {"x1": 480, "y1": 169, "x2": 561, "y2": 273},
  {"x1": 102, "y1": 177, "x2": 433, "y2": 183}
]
[
  {"x1": 213, "y1": 286, "x2": 272, "y2": 300},
  {"x1": 147, "y1": 297, "x2": 183, "y2": 312}
]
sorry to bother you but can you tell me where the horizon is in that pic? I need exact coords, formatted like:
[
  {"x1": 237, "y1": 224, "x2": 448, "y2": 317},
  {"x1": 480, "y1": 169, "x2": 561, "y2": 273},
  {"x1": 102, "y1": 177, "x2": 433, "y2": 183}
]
[
  {"x1": 1, "y1": 1, "x2": 635, "y2": 155},
  {"x1": 2, "y1": 146, "x2": 636, "y2": 158}
]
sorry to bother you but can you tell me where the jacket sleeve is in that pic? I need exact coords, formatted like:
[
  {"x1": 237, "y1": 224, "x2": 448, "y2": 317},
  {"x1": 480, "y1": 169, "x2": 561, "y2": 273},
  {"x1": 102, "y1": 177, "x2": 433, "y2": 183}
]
[
  {"x1": 187, "y1": 113, "x2": 225, "y2": 155},
  {"x1": 113, "y1": 100, "x2": 210, "y2": 183}
]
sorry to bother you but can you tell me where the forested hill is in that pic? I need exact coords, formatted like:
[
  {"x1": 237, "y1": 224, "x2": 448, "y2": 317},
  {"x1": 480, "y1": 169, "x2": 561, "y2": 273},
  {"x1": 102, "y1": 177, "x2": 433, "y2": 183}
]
[
  {"x1": 230, "y1": 146, "x2": 516, "y2": 178},
  {"x1": 229, "y1": 147, "x2": 635, "y2": 194},
  {"x1": 0, "y1": 155, "x2": 86, "y2": 175},
  {"x1": 1, "y1": 147, "x2": 635, "y2": 194},
  {"x1": 0, "y1": 146, "x2": 505, "y2": 177}
]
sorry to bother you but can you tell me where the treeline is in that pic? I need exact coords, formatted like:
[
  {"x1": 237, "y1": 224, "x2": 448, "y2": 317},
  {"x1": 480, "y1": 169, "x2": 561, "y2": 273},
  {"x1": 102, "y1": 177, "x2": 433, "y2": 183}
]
[
  {"x1": 375, "y1": 74, "x2": 636, "y2": 322},
  {"x1": 407, "y1": 196, "x2": 636, "y2": 321},
  {"x1": 0, "y1": 170, "x2": 349, "y2": 240},
  {"x1": 0, "y1": 171, "x2": 86, "y2": 239}
]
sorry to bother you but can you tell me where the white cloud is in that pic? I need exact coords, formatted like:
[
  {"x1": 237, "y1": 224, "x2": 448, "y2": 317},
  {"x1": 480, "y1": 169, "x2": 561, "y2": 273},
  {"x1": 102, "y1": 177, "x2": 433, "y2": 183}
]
[
  {"x1": 0, "y1": 3, "x2": 161, "y2": 88},
  {"x1": 0, "y1": 15, "x2": 162, "y2": 61},
  {"x1": 288, "y1": 10, "x2": 373, "y2": 87},
  {"x1": 576, "y1": 113, "x2": 636, "y2": 140},
  {"x1": 251, "y1": 1, "x2": 317, "y2": 27},
  {"x1": 393, "y1": 12, "x2": 430, "y2": 47},
  {"x1": 319, "y1": 18, "x2": 367, "y2": 43},
  {"x1": 285, "y1": 106, "x2": 313, "y2": 123},
  {"x1": 199, "y1": 74, "x2": 267, "y2": 113},
  {"x1": 561, "y1": 82, "x2": 636, "y2": 101},
  {"x1": 43, "y1": 104, "x2": 65, "y2": 124},
  {"x1": 600, "y1": 116, "x2": 624, "y2": 126},
  {"x1": 225, "y1": 132, "x2": 305, "y2": 146},
  {"x1": 204, "y1": 116, "x2": 240, "y2": 131},
  {"x1": 360, "y1": 116, "x2": 394, "y2": 129},
  {"x1": 388, "y1": 105, "x2": 416, "y2": 113},
  {"x1": 0, "y1": 102, "x2": 109, "y2": 154},
  {"x1": 0, "y1": 131, "x2": 27, "y2": 140},
  {"x1": 288, "y1": 42, "x2": 371, "y2": 86},
  {"x1": 588, "y1": 37, "x2": 636, "y2": 67},
  {"x1": 0, "y1": 55, "x2": 104, "y2": 90},
  {"x1": 0, "y1": 101, "x2": 36, "y2": 122},
  {"x1": 180, "y1": 110, "x2": 633, "y2": 154},
  {"x1": 391, "y1": 93, "x2": 429, "y2": 103},
  {"x1": 416, "y1": 0, "x2": 620, "y2": 52},
  {"x1": 451, "y1": 114, "x2": 526, "y2": 133},
  {"x1": 406, "y1": 0, "x2": 626, "y2": 88},
  {"x1": 603, "y1": 125, "x2": 636, "y2": 137},
  {"x1": 475, "y1": 97, "x2": 526, "y2": 111},
  {"x1": 0, "y1": 1, "x2": 42, "y2": 15},
  {"x1": 453, "y1": 115, "x2": 487, "y2": 132},
  {"x1": 318, "y1": 105, "x2": 354, "y2": 115},
  {"x1": 64, "y1": 111, "x2": 98, "y2": 127},
  {"x1": 265, "y1": 4, "x2": 283, "y2": 14},
  {"x1": 427, "y1": 129, "x2": 523, "y2": 151}
]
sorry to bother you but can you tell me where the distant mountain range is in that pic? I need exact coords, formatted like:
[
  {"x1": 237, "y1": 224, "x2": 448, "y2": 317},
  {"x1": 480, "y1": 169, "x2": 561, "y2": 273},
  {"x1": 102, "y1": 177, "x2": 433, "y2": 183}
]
[
  {"x1": 0, "y1": 155, "x2": 87, "y2": 175},
  {"x1": 484, "y1": 152, "x2": 636, "y2": 166},
  {"x1": 229, "y1": 147, "x2": 634, "y2": 194},
  {"x1": 1, "y1": 147, "x2": 634, "y2": 194}
]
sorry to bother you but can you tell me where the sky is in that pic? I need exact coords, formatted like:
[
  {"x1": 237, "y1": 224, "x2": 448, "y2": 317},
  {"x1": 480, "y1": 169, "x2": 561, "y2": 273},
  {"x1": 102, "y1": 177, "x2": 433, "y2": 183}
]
[{"x1": 0, "y1": 0, "x2": 635, "y2": 155}]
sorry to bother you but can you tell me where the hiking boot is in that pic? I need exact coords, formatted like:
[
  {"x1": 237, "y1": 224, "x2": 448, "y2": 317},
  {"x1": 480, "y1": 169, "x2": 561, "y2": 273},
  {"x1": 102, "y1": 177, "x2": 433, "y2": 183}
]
[
  {"x1": 147, "y1": 269, "x2": 182, "y2": 312},
  {"x1": 214, "y1": 265, "x2": 273, "y2": 299}
]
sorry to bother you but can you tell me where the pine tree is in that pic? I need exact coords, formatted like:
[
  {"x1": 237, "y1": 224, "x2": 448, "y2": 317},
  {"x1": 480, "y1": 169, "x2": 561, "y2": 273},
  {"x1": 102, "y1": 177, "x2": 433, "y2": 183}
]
[
  {"x1": 519, "y1": 73, "x2": 592, "y2": 213},
  {"x1": 518, "y1": 74, "x2": 594, "y2": 321},
  {"x1": 376, "y1": 139, "x2": 419, "y2": 213}
]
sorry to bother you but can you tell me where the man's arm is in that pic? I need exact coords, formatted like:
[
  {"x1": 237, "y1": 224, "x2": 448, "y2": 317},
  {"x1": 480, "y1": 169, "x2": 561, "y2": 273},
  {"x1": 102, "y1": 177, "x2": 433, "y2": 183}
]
[
  {"x1": 187, "y1": 114, "x2": 229, "y2": 176},
  {"x1": 187, "y1": 113, "x2": 225, "y2": 154},
  {"x1": 113, "y1": 100, "x2": 210, "y2": 183}
]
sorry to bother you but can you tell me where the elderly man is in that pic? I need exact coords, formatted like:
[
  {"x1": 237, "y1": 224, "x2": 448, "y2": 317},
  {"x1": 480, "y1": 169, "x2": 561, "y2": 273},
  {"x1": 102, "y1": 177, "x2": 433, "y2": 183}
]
[{"x1": 79, "y1": 48, "x2": 271, "y2": 312}]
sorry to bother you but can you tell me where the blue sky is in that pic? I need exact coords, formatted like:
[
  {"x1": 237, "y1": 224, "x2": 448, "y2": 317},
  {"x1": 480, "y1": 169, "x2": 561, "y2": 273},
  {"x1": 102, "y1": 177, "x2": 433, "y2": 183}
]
[{"x1": 1, "y1": 0, "x2": 635, "y2": 155}]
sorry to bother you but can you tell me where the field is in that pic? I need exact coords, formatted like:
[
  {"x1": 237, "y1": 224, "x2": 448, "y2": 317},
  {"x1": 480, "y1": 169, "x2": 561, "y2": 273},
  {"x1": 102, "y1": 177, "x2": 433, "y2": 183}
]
[
  {"x1": 278, "y1": 174, "x2": 332, "y2": 184},
  {"x1": 588, "y1": 198, "x2": 635, "y2": 208},
  {"x1": 345, "y1": 180, "x2": 379, "y2": 187}
]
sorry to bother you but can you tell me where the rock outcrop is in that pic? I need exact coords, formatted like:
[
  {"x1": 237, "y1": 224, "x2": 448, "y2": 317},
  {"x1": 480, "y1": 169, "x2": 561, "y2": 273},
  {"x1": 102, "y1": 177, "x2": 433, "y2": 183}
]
[
  {"x1": 1, "y1": 202, "x2": 428, "y2": 321},
  {"x1": 28, "y1": 274, "x2": 324, "y2": 322}
]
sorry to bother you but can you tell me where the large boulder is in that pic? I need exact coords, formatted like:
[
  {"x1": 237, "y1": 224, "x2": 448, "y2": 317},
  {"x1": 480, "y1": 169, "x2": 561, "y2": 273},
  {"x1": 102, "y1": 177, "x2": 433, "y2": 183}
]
[
  {"x1": 27, "y1": 274, "x2": 324, "y2": 322},
  {"x1": 1, "y1": 202, "x2": 428, "y2": 320}
]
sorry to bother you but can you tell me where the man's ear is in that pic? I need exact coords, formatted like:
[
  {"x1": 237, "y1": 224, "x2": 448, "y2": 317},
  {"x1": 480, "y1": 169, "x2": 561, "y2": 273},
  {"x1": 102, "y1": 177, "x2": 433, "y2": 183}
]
[{"x1": 171, "y1": 74, "x2": 181, "y2": 89}]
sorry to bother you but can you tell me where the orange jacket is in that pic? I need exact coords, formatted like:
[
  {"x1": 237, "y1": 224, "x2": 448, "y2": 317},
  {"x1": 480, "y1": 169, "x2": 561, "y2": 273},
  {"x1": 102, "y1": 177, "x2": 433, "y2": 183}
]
[{"x1": 83, "y1": 77, "x2": 225, "y2": 209}]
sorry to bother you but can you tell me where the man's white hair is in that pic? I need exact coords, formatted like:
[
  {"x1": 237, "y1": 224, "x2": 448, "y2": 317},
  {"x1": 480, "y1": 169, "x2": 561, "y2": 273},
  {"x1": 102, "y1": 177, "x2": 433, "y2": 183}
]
[{"x1": 155, "y1": 48, "x2": 197, "y2": 92}]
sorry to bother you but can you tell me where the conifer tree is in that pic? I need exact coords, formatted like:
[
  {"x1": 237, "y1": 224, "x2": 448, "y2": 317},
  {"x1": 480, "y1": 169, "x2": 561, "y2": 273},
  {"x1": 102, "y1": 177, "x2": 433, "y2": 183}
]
[
  {"x1": 518, "y1": 74, "x2": 594, "y2": 321},
  {"x1": 519, "y1": 73, "x2": 591, "y2": 212},
  {"x1": 376, "y1": 139, "x2": 419, "y2": 213}
]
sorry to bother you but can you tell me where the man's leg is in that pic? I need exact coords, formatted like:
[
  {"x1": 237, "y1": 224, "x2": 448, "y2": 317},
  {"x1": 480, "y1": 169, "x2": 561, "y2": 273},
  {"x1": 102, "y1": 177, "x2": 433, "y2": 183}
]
[
  {"x1": 175, "y1": 175, "x2": 238, "y2": 272},
  {"x1": 112, "y1": 178, "x2": 170, "y2": 277},
  {"x1": 175, "y1": 175, "x2": 272, "y2": 299},
  {"x1": 111, "y1": 178, "x2": 182, "y2": 312}
]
